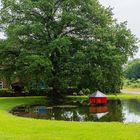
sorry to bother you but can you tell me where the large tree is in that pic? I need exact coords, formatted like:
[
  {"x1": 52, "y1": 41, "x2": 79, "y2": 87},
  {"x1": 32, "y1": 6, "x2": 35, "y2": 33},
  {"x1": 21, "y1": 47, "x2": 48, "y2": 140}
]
[
  {"x1": 124, "y1": 59, "x2": 140, "y2": 80},
  {"x1": 0, "y1": 0, "x2": 138, "y2": 94}
]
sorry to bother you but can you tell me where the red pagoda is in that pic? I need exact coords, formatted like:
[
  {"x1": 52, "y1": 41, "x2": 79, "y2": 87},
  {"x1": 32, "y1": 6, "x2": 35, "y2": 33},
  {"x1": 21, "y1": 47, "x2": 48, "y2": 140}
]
[{"x1": 89, "y1": 90, "x2": 107, "y2": 105}]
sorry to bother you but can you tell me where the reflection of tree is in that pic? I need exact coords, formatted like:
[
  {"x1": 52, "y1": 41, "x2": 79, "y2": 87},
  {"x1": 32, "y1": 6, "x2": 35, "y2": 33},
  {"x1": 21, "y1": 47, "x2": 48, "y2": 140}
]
[
  {"x1": 102, "y1": 100, "x2": 123, "y2": 122},
  {"x1": 50, "y1": 106, "x2": 108, "y2": 122},
  {"x1": 123, "y1": 99, "x2": 140, "y2": 115},
  {"x1": 51, "y1": 107, "x2": 87, "y2": 121}
]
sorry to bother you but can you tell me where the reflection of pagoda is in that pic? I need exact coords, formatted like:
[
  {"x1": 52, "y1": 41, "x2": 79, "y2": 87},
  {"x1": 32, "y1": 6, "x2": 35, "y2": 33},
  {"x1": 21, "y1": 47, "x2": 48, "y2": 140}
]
[{"x1": 89, "y1": 106, "x2": 108, "y2": 119}]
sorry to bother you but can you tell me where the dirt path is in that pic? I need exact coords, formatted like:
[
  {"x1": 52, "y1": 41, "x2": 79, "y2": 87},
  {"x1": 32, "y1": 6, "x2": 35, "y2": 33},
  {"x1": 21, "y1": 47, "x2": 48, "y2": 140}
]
[{"x1": 121, "y1": 89, "x2": 140, "y2": 94}]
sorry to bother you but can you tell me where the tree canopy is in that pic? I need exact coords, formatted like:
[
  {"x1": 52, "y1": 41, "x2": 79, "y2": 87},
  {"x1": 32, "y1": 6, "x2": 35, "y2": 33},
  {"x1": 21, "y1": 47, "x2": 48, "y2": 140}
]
[
  {"x1": 124, "y1": 59, "x2": 140, "y2": 80},
  {"x1": 0, "y1": 0, "x2": 138, "y2": 94}
]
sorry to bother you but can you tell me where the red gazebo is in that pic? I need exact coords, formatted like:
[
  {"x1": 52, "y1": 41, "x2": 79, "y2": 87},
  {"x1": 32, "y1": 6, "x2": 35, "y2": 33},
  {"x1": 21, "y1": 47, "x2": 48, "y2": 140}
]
[{"x1": 89, "y1": 90, "x2": 107, "y2": 105}]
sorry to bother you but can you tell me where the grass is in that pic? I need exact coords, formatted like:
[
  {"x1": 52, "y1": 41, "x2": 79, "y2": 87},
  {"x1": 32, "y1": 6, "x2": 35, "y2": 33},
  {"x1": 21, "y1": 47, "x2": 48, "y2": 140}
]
[
  {"x1": 0, "y1": 95, "x2": 140, "y2": 140},
  {"x1": 68, "y1": 93, "x2": 140, "y2": 100}
]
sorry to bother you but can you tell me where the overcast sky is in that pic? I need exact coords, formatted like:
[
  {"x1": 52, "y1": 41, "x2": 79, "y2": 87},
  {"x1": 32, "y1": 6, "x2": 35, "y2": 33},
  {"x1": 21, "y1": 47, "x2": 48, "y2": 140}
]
[{"x1": 99, "y1": 0, "x2": 140, "y2": 58}]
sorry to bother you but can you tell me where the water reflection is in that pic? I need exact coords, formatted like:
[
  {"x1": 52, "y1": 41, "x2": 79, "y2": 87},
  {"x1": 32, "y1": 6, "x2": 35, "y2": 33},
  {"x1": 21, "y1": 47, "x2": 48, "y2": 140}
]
[
  {"x1": 122, "y1": 99, "x2": 140, "y2": 123},
  {"x1": 89, "y1": 106, "x2": 108, "y2": 113},
  {"x1": 89, "y1": 106, "x2": 108, "y2": 119},
  {"x1": 10, "y1": 99, "x2": 140, "y2": 123}
]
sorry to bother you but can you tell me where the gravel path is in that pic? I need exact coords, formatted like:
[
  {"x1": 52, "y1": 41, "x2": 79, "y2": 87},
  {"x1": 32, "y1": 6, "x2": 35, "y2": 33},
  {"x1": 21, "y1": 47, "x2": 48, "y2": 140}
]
[{"x1": 121, "y1": 90, "x2": 140, "y2": 94}]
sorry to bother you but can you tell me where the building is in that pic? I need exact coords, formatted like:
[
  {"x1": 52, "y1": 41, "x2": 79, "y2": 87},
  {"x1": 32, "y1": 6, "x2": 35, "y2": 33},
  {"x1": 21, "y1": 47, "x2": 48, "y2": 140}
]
[
  {"x1": 0, "y1": 81, "x2": 3, "y2": 89},
  {"x1": 89, "y1": 90, "x2": 107, "y2": 104}
]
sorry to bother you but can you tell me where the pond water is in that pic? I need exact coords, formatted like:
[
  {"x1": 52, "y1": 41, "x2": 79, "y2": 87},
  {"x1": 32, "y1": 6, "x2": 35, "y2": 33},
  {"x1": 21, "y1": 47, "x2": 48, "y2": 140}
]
[{"x1": 10, "y1": 99, "x2": 140, "y2": 123}]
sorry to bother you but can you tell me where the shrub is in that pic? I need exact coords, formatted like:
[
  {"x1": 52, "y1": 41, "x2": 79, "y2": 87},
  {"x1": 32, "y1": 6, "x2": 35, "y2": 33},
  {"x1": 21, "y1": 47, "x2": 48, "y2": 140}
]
[
  {"x1": 0, "y1": 89, "x2": 13, "y2": 97},
  {"x1": 61, "y1": 87, "x2": 79, "y2": 95},
  {"x1": 78, "y1": 91, "x2": 84, "y2": 96},
  {"x1": 73, "y1": 88, "x2": 91, "y2": 96},
  {"x1": 28, "y1": 88, "x2": 50, "y2": 96},
  {"x1": 0, "y1": 88, "x2": 50, "y2": 97},
  {"x1": 73, "y1": 92, "x2": 77, "y2": 96},
  {"x1": 123, "y1": 79, "x2": 140, "y2": 88},
  {"x1": 84, "y1": 88, "x2": 91, "y2": 95}
]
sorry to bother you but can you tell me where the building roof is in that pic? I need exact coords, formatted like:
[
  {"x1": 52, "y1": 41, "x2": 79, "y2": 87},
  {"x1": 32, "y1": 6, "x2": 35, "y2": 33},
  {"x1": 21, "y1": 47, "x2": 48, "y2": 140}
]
[
  {"x1": 92, "y1": 112, "x2": 108, "y2": 119},
  {"x1": 89, "y1": 90, "x2": 106, "y2": 98}
]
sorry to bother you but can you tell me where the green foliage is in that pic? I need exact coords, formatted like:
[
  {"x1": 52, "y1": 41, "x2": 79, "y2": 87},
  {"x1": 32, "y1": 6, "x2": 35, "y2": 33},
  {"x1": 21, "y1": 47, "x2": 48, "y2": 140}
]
[
  {"x1": 28, "y1": 88, "x2": 48, "y2": 95},
  {"x1": 73, "y1": 88, "x2": 91, "y2": 96},
  {"x1": 0, "y1": 88, "x2": 49, "y2": 97},
  {"x1": 0, "y1": 0, "x2": 138, "y2": 95},
  {"x1": 123, "y1": 79, "x2": 140, "y2": 88},
  {"x1": 0, "y1": 89, "x2": 12, "y2": 96},
  {"x1": 124, "y1": 59, "x2": 140, "y2": 79},
  {"x1": 78, "y1": 90, "x2": 84, "y2": 96},
  {"x1": 82, "y1": 88, "x2": 91, "y2": 95},
  {"x1": 73, "y1": 92, "x2": 77, "y2": 96}
]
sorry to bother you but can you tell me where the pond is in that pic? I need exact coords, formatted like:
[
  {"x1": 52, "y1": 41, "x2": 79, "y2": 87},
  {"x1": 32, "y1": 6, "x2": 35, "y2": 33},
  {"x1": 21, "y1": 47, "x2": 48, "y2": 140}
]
[{"x1": 10, "y1": 99, "x2": 140, "y2": 123}]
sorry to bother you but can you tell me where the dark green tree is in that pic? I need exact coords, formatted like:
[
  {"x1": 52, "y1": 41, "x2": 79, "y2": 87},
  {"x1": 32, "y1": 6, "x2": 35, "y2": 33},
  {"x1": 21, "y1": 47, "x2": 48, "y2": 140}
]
[
  {"x1": 0, "y1": 0, "x2": 138, "y2": 95},
  {"x1": 124, "y1": 59, "x2": 140, "y2": 79}
]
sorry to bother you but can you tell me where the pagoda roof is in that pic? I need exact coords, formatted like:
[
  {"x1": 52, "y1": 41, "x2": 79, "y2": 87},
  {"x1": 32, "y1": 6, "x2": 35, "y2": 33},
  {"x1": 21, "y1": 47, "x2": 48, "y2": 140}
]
[{"x1": 89, "y1": 90, "x2": 106, "y2": 98}]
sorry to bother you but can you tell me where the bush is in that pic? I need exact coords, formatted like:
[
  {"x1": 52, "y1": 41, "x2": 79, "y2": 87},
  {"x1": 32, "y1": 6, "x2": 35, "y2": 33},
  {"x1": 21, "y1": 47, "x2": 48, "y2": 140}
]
[
  {"x1": 0, "y1": 87, "x2": 91, "y2": 97},
  {"x1": 73, "y1": 92, "x2": 77, "y2": 96},
  {"x1": 123, "y1": 79, "x2": 140, "y2": 88},
  {"x1": 29, "y1": 88, "x2": 49, "y2": 96},
  {"x1": 0, "y1": 88, "x2": 50, "y2": 97},
  {"x1": 0, "y1": 89, "x2": 14, "y2": 97},
  {"x1": 62, "y1": 87, "x2": 79, "y2": 95},
  {"x1": 83, "y1": 88, "x2": 91, "y2": 95},
  {"x1": 72, "y1": 88, "x2": 91, "y2": 96},
  {"x1": 78, "y1": 90, "x2": 84, "y2": 96}
]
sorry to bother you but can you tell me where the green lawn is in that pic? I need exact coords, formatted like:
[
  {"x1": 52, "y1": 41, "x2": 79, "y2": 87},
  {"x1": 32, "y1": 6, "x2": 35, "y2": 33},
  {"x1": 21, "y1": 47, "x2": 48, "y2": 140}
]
[
  {"x1": 0, "y1": 95, "x2": 140, "y2": 140},
  {"x1": 69, "y1": 93, "x2": 140, "y2": 100}
]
